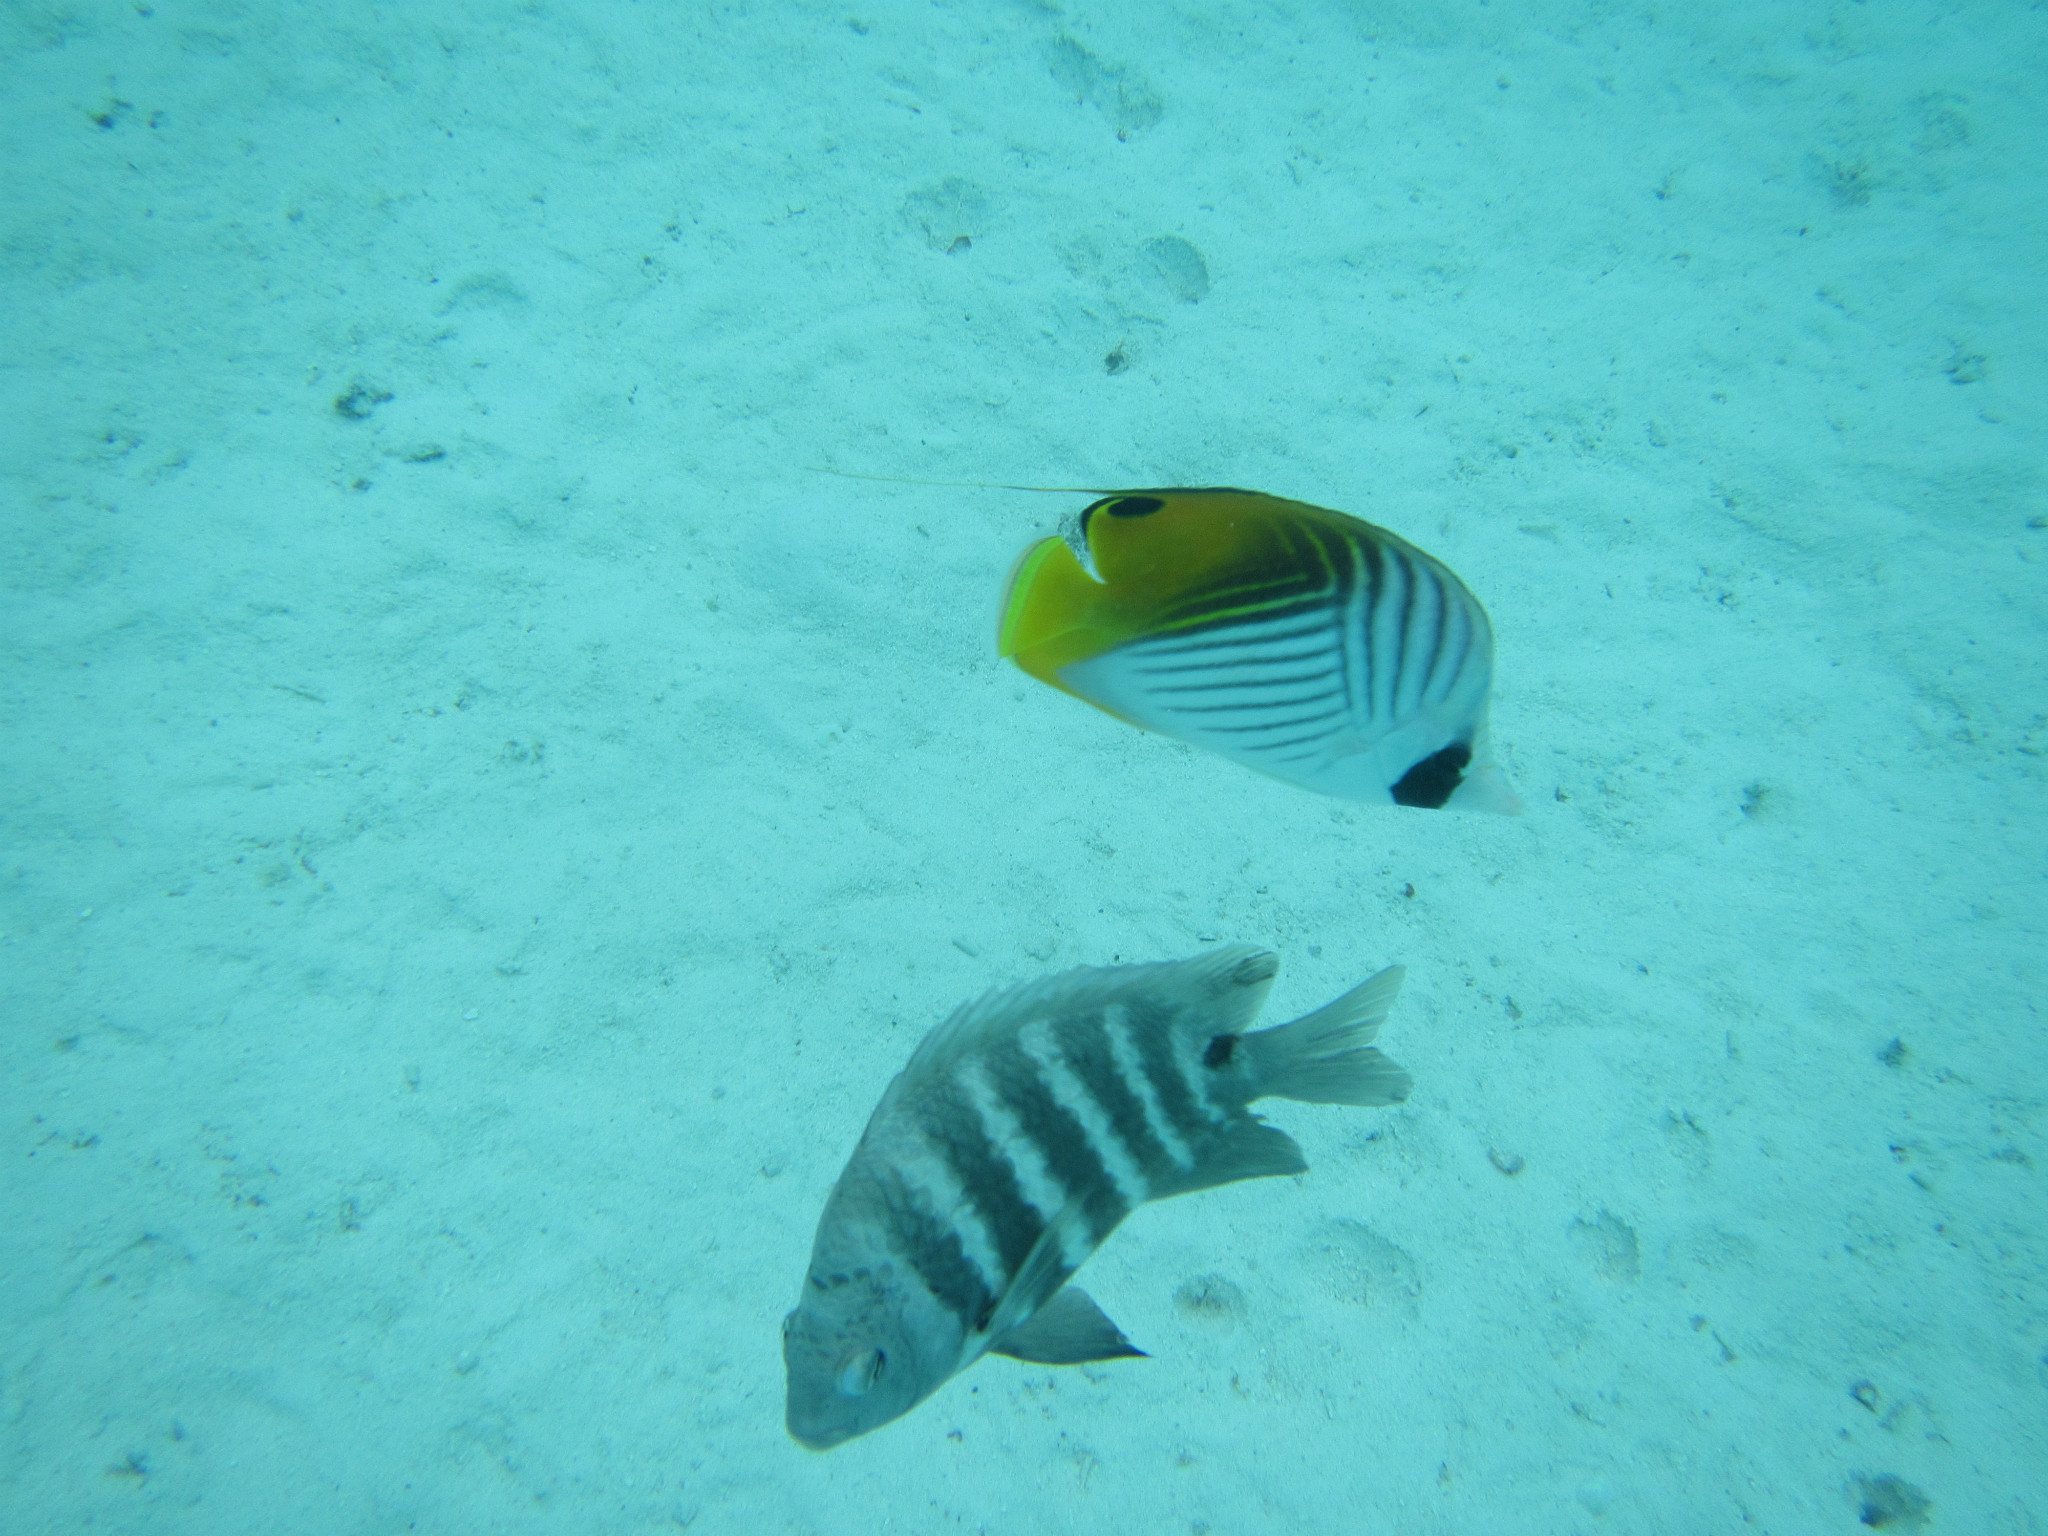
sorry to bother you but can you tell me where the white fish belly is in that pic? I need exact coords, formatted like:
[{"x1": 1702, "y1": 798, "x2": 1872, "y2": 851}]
[{"x1": 1061, "y1": 617, "x2": 1494, "y2": 804}]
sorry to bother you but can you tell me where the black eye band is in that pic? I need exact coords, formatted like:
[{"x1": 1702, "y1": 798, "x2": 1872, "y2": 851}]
[{"x1": 1080, "y1": 494, "x2": 1165, "y2": 544}]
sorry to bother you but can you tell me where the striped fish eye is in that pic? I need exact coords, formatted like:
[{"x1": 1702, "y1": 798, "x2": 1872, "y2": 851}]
[{"x1": 835, "y1": 1348, "x2": 886, "y2": 1398}]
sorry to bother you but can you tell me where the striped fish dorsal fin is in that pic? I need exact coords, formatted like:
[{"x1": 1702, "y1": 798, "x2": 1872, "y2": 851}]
[
  {"x1": 1148, "y1": 944, "x2": 1280, "y2": 1035},
  {"x1": 892, "y1": 965, "x2": 1118, "y2": 1093},
  {"x1": 894, "y1": 945, "x2": 1280, "y2": 1092},
  {"x1": 1079, "y1": 944, "x2": 1279, "y2": 1069}
]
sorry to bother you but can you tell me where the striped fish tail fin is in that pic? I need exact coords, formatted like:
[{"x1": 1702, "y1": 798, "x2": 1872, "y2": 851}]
[{"x1": 1241, "y1": 965, "x2": 1411, "y2": 1107}]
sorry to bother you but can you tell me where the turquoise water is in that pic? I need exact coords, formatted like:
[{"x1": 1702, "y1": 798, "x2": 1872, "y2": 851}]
[{"x1": 3, "y1": 2, "x2": 2042, "y2": 1531}]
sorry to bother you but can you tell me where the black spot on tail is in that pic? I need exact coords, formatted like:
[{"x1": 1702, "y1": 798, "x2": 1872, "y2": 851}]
[
  {"x1": 1392, "y1": 743, "x2": 1471, "y2": 809},
  {"x1": 1203, "y1": 1034, "x2": 1238, "y2": 1069}
]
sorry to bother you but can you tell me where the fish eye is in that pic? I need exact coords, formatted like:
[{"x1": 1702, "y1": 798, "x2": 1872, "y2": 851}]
[{"x1": 835, "y1": 1348, "x2": 886, "y2": 1398}]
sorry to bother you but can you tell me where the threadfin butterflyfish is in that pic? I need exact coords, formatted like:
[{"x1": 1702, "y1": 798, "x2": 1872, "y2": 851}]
[{"x1": 997, "y1": 487, "x2": 1519, "y2": 812}]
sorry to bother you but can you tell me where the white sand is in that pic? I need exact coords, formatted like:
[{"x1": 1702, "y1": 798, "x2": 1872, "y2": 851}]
[{"x1": 3, "y1": 1, "x2": 2043, "y2": 1531}]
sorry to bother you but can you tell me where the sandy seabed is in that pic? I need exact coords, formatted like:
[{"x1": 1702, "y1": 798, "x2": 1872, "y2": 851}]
[{"x1": 2, "y1": 2, "x2": 2044, "y2": 1532}]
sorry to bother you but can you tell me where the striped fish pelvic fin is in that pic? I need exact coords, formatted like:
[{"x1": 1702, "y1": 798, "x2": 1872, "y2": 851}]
[{"x1": 989, "y1": 1286, "x2": 1146, "y2": 1365}]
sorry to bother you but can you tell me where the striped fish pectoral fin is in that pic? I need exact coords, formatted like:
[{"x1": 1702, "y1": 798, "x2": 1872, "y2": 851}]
[
  {"x1": 977, "y1": 1200, "x2": 1096, "y2": 1348},
  {"x1": 989, "y1": 1287, "x2": 1146, "y2": 1365},
  {"x1": 1240, "y1": 965, "x2": 1413, "y2": 1107},
  {"x1": 1156, "y1": 1118, "x2": 1309, "y2": 1199}
]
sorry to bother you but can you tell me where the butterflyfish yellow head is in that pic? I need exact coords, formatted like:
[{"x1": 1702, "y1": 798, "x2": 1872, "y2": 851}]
[{"x1": 1000, "y1": 488, "x2": 1289, "y2": 683}]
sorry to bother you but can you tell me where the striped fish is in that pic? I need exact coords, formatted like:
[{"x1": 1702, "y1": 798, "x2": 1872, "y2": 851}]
[
  {"x1": 782, "y1": 946, "x2": 1410, "y2": 1448},
  {"x1": 998, "y1": 487, "x2": 1519, "y2": 812}
]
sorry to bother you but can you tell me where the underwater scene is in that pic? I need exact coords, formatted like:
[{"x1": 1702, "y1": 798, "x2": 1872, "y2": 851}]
[{"x1": 3, "y1": 1, "x2": 2043, "y2": 1531}]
